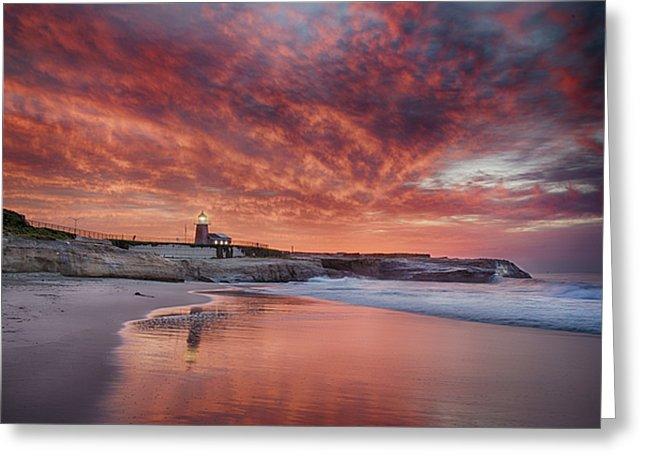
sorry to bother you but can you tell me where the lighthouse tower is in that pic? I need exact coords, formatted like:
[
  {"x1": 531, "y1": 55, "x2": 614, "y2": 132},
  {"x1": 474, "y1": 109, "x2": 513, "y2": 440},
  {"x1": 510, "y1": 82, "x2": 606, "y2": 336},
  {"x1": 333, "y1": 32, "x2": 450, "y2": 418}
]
[{"x1": 194, "y1": 211, "x2": 209, "y2": 245}]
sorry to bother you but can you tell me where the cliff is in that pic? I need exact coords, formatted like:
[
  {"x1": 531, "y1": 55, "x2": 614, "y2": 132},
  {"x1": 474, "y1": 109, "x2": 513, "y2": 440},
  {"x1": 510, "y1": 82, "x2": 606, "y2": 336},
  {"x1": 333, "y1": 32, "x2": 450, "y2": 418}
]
[
  {"x1": 316, "y1": 255, "x2": 531, "y2": 282},
  {"x1": 2, "y1": 236, "x2": 531, "y2": 283},
  {"x1": 1, "y1": 236, "x2": 326, "y2": 282},
  {"x1": 2, "y1": 236, "x2": 186, "y2": 281},
  {"x1": 180, "y1": 257, "x2": 327, "y2": 282}
]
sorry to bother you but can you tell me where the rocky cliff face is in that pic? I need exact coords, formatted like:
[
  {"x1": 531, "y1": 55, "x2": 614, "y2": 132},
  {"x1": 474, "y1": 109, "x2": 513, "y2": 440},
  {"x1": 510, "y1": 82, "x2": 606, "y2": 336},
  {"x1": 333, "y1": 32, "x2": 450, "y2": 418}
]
[
  {"x1": 1, "y1": 236, "x2": 326, "y2": 282},
  {"x1": 180, "y1": 258, "x2": 327, "y2": 282},
  {"x1": 319, "y1": 255, "x2": 531, "y2": 282},
  {"x1": 2, "y1": 236, "x2": 530, "y2": 283},
  {"x1": 2, "y1": 236, "x2": 186, "y2": 281}
]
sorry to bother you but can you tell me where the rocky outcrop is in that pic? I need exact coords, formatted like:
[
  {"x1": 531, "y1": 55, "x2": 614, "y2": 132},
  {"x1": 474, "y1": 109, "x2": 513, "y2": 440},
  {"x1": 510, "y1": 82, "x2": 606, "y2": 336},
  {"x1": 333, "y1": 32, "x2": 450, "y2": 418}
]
[
  {"x1": 319, "y1": 257, "x2": 381, "y2": 277},
  {"x1": 1, "y1": 236, "x2": 326, "y2": 283},
  {"x1": 2, "y1": 236, "x2": 530, "y2": 284},
  {"x1": 319, "y1": 255, "x2": 530, "y2": 282},
  {"x1": 179, "y1": 258, "x2": 327, "y2": 283},
  {"x1": 2, "y1": 236, "x2": 185, "y2": 281}
]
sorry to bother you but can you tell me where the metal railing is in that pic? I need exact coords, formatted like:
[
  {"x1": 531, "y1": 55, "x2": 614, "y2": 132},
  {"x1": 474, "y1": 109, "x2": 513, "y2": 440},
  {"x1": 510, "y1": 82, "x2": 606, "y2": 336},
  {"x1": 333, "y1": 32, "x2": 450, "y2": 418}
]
[
  {"x1": 232, "y1": 240, "x2": 270, "y2": 248},
  {"x1": 26, "y1": 219, "x2": 270, "y2": 248}
]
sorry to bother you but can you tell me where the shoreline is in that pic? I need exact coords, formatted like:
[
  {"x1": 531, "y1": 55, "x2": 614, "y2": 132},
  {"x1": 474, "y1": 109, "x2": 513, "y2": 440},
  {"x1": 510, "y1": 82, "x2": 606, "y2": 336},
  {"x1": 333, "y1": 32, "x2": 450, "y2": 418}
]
[
  {"x1": 2, "y1": 273, "x2": 601, "y2": 426},
  {"x1": 189, "y1": 286, "x2": 601, "y2": 339},
  {"x1": 1, "y1": 273, "x2": 213, "y2": 423}
]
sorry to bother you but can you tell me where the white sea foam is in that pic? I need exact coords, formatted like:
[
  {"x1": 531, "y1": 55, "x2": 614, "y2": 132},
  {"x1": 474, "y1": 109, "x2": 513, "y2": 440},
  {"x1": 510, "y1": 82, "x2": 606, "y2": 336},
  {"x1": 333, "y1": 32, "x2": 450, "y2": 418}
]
[{"x1": 252, "y1": 273, "x2": 602, "y2": 334}]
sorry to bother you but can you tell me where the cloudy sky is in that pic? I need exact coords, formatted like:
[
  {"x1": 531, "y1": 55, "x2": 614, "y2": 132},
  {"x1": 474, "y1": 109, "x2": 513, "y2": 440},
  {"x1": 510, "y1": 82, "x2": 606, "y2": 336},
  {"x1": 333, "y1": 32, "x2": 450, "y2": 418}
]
[{"x1": 3, "y1": 2, "x2": 605, "y2": 272}]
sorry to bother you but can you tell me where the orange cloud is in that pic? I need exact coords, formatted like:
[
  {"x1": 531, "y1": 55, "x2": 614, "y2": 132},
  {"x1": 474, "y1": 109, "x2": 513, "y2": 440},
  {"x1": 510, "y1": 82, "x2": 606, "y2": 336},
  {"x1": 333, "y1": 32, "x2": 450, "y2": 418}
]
[{"x1": 3, "y1": 3, "x2": 605, "y2": 272}]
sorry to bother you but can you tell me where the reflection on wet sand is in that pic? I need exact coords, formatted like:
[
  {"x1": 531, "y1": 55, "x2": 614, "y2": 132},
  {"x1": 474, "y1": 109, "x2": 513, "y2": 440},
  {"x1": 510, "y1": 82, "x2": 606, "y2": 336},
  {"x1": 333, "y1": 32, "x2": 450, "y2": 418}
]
[{"x1": 101, "y1": 288, "x2": 600, "y2": 426}]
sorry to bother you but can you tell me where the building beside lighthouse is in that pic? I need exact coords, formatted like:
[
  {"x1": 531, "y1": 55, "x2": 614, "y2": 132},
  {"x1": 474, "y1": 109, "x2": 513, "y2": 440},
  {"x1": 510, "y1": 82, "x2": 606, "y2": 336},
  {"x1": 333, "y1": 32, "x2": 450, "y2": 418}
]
[{"x1": 194, "y1": 211, "x2": 232, "y2": 246}]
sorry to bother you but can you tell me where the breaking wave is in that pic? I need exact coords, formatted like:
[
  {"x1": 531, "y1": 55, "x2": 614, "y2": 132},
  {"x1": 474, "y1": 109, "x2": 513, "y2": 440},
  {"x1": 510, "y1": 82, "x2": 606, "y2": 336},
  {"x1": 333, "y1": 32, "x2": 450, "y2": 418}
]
[{"x1": 253, "y1": 273, "x2": 602, "y2": 334}]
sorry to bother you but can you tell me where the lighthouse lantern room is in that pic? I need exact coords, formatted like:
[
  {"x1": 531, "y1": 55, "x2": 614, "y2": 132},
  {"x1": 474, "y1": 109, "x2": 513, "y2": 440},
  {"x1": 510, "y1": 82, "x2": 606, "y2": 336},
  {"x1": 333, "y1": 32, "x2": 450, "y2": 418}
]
[{"x1": 194, "y1": 211, "x2": 210, "y2": 245}]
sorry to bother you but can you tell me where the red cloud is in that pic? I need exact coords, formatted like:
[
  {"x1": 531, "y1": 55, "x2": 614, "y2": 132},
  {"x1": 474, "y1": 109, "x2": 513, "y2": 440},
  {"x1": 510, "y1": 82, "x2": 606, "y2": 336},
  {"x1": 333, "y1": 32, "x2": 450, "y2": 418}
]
[{"x1": 2, "y1": 3, "x2": 604, "y2": 272}]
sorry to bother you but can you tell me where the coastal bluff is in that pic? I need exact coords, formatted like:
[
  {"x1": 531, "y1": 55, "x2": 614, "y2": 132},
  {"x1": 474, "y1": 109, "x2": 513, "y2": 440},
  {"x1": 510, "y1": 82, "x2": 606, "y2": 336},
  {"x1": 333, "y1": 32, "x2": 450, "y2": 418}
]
[
  {"x1": 2, "y1": 236, "x2": 531, "y2": 283},
  {"x1": 1, "y1": 236, "x2": 325, "y2": 282},
  {"x1": 314, "y1": 255, "x2": 531, "y2": 283}
]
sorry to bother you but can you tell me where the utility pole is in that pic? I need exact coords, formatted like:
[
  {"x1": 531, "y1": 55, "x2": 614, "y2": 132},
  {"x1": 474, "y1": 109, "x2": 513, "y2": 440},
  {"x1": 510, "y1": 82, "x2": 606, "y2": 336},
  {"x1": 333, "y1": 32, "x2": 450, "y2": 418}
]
[
  {"x1": 184, "y1": 224, "x2": 187, "y2": 244},
  {"x1": 68, "y1": 217, "x2": 81, "y2": 236}
]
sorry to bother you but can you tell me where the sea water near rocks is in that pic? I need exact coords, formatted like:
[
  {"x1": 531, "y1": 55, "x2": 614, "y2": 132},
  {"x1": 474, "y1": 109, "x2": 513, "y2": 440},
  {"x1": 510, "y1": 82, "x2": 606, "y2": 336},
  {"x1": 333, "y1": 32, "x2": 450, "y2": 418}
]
[{"x1": 251, "y1": 273, "x2": 602, "y2": 334}]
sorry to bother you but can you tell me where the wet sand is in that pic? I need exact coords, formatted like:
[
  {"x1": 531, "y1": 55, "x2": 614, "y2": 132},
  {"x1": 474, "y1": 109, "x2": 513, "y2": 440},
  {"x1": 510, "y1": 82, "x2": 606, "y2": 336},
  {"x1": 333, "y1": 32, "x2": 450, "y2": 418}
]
[
  {"x1": 2, "y1": 274, "x2": 600, "y2": 426},
  {"x1": 1, "y1": 273, "x2": 211, "y2": 423}
]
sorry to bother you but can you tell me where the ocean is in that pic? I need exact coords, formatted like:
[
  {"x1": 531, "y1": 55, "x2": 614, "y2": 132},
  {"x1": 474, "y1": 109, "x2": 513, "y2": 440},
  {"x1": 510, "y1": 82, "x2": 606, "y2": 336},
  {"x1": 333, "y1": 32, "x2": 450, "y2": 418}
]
[{"x1": 251, "y1": 273, "x2": 602, "y2": 335}]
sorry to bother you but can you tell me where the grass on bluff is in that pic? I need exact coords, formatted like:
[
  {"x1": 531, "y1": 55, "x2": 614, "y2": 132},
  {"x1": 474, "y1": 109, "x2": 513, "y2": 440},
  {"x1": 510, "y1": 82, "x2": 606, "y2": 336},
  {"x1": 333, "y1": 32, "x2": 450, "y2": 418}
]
[{"x1": 2, "y1": 209, "x2": 74, "y2": 240}]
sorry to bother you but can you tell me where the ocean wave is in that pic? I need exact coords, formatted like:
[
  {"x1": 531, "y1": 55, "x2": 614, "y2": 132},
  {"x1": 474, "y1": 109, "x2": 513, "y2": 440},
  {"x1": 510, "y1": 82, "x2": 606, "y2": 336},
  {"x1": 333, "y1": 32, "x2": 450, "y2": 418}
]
[
  {"x1": 544, "y1": 283, "x2": 602, "y2": 300},
  {"x1": 253, "y1": 274, "x2": 602, "y2": 334}
]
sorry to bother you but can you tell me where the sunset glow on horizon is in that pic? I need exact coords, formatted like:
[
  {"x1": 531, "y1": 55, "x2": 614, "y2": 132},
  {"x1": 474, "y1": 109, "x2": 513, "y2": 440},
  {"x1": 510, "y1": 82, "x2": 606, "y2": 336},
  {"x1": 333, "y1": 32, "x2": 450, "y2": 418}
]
[{"x1": 2, "y1": 2, "x2": 605, "y2": 272}]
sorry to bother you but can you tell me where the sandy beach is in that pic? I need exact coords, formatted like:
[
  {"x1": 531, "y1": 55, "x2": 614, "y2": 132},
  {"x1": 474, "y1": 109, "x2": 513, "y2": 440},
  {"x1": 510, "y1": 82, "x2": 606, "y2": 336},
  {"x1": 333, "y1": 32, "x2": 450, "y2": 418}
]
[
  {"x1": 2, "y1": 273, "x2": 600, "y2": 426},
  {"x1": 1, "y1": 273, "x2": 211, "y2": 423}
]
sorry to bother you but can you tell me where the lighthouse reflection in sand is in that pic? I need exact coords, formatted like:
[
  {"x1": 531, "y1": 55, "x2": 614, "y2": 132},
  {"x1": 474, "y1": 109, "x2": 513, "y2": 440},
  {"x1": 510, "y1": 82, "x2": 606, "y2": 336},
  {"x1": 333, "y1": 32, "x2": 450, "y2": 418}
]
[{"x1": 100, "y1": 287, "x2": 600, "y2": 427}]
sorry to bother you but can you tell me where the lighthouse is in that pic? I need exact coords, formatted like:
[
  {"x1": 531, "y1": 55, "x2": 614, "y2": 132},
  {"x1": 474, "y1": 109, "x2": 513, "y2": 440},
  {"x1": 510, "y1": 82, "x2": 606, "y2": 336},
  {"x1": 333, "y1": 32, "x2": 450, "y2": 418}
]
[{"x1": 194, "y1": 211, "x2": 209, "y2": 245}]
